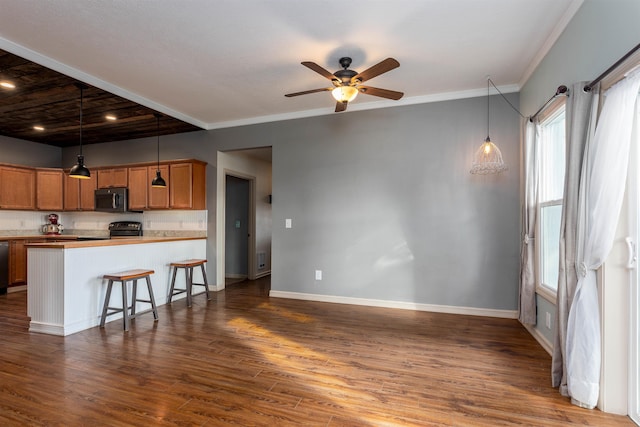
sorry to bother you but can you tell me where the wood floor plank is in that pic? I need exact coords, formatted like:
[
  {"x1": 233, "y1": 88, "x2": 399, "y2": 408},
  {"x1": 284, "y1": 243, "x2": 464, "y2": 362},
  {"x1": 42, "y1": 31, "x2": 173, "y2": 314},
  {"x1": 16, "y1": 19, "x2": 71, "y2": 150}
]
[{"x1": 0, "y1": 278, "x2": 634, "y2": 426}]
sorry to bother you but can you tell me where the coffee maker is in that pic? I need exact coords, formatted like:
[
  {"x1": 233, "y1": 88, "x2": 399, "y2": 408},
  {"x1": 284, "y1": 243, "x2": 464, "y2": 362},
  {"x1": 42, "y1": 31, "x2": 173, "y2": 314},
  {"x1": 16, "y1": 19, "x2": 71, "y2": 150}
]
[{"x1": 42, "y1": 213, "x2": 64, "y2": 235}]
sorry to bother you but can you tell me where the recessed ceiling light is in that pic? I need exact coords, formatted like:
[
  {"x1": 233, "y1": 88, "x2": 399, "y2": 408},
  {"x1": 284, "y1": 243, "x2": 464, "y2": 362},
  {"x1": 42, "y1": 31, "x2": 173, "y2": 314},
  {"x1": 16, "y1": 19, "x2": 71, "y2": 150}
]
[
  {"x1": 33, "y1": 125, "x2": 45, "y2": 131},
  {"x1": 1, "y1": 81, "x2": 15, "y2": 89},
  {"x1": 105, "y1": 114, "x2": 117, "y2": 121}
]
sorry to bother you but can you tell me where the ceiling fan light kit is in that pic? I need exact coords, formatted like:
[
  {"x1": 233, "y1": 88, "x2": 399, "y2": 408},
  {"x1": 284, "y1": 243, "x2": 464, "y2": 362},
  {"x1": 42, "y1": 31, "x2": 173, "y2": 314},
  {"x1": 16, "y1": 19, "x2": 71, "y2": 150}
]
[{"x1": 285, "y1": 56, "x2": 403, "y2": 112}]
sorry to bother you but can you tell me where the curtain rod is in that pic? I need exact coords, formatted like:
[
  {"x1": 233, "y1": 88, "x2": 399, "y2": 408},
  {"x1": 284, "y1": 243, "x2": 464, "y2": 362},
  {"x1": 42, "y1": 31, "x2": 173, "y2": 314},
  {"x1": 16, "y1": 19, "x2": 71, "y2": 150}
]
[
  {"x1": 584, "y1": 42, "x2": 640, "y2": 92},
  {"x1": 529, "y1": 85, "x2": 568, "y2": 122}
]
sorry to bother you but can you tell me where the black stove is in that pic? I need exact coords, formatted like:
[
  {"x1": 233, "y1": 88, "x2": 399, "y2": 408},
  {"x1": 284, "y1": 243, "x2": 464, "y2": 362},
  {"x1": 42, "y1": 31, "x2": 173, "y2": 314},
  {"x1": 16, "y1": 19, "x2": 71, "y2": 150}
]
[{"x1": 109, "y1": 221, "x2": 143, "y2": 238}]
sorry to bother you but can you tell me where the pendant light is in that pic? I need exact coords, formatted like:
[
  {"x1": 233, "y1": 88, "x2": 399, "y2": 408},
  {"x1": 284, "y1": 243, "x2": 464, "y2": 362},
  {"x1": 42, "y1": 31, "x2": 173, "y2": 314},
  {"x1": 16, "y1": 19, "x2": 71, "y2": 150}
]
[
  {"x1": 470, "y1": 77, "x2": 508, "y2": 175},
  {"x1": 151, "y1": 113, "x2": 167, "y2": 188},
  {"x1": 69, "y1": 83, "x2": 91, "y2": 179}
]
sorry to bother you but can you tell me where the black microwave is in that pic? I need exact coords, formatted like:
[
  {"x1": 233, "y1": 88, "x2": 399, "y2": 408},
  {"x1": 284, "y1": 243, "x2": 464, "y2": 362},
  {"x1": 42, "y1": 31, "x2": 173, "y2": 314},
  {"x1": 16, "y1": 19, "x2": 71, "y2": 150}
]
[{"x1": 95, "y1": 187, "x2": 128, "y2": 213}]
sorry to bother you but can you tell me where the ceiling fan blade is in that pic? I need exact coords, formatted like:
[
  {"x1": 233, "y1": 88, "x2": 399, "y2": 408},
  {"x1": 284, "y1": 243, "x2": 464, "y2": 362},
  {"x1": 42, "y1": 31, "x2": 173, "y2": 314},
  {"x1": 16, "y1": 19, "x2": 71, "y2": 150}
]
[
  {"x1": 358, "y1": 86, "x2": 404, "y2": 100},
  {"x1": 335, "y1": 101, "x2": 347, "y2": 112},
  {"x1": 284, "y1": 87, "x2": 332, "y2": 97},
  {"x1": 352, "y1": 58, "x2": 400, "y2": 83},
  {"x1": 302, "y1": 61, "x2": 338, "y2": 82}
]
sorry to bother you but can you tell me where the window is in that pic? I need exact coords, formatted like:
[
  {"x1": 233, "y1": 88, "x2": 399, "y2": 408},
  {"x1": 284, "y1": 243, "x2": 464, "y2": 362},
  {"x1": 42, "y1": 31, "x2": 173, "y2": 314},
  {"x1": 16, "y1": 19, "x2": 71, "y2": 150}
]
[{"x1": 537, "y1": 106, "x2": 566, "y2": 296}]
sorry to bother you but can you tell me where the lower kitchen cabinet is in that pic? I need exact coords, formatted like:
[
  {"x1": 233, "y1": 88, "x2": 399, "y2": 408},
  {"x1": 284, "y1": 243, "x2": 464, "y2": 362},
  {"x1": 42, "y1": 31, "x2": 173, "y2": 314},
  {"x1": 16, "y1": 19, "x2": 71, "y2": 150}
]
[{"x1": 9, "y1": 239, "x2": 47, "y2": 286}]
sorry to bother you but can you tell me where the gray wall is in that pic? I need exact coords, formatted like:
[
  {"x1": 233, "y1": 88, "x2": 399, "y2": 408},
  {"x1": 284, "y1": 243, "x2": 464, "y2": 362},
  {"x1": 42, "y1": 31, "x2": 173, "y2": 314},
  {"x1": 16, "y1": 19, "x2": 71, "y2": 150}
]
[
  {"x1": 270, "y1": 96, "x2": 520, "y2": 309},
  {"x1": 520, "y1": 0, "x2": 640, "y2": 340},
  {"x1": 0, "y1": 134, "x2": 61, "y2": 167},
  {"x1": 57, "y1": 92, "x2": 521, "y2": 311}
]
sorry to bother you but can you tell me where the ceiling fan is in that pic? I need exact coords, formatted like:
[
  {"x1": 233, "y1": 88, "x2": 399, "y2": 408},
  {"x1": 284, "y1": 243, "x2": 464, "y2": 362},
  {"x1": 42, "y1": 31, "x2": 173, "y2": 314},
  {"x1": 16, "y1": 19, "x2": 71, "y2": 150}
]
[{"x1": 285, "y1": 57, "x2": 404, "y2": 112}]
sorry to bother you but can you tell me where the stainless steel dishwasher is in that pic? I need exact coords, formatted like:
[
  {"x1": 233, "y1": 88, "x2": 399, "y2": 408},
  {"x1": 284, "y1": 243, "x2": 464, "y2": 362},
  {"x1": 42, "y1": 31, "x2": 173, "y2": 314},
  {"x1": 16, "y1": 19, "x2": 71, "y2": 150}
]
[{"x1": 0, "y1": 241, "x2": 8, "y2": 294}]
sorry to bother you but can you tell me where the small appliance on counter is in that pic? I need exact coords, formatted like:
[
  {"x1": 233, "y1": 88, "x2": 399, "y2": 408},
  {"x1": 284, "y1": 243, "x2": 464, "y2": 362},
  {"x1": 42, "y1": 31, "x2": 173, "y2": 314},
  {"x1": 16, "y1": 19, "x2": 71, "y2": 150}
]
[
  {"x1": 42, "y1": 213, "x2": 64, "y2": 235},
  {"x1": 108, "y1": 221, "x2": 143, "y2": 238}
]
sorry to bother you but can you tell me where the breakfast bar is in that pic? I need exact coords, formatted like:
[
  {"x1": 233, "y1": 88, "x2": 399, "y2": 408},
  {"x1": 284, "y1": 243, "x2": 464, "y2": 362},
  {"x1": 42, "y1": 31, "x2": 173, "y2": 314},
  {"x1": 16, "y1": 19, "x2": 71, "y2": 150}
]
[{"x1": 26, "y1": 236, "x2": 207, "y2": 336}]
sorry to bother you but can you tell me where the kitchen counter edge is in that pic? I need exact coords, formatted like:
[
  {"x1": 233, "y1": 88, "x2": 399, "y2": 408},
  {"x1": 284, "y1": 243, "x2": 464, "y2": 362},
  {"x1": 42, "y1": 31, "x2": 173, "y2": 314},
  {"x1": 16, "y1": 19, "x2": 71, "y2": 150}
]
[{"x1": 25, "y1": 236, "x2": 206, "y2": 248}]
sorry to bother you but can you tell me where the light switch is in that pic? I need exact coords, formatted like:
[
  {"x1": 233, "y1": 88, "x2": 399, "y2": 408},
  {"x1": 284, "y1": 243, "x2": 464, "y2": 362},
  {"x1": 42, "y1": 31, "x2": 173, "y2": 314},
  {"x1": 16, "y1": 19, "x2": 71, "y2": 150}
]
[
  {"x1": 285, "y1": 218, "x2": 292, "y2": 228},
  {"x1": 315, "y1": 270, "x2": 322, "y2": 280}
]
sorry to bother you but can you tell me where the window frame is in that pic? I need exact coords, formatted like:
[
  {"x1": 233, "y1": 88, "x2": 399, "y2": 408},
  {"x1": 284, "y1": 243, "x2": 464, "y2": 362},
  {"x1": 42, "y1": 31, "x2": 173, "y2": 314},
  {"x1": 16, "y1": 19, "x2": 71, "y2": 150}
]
[{"x1": 535, "y1": 101, "x2": 567, "y2": 303}]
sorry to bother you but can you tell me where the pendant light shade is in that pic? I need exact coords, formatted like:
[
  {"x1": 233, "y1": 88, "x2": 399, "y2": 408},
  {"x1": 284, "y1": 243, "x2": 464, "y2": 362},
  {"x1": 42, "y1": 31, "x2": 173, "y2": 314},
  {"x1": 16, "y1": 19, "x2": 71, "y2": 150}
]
[
  {"x1": 69, "y1": 84, "x2": 91, "y2": 179},
  {"x1": 470, "y1": 77, "x2": 508, "y2": 175},
  {"x1": 151, "y1": 113, "x2": 167, "y2": 188}
]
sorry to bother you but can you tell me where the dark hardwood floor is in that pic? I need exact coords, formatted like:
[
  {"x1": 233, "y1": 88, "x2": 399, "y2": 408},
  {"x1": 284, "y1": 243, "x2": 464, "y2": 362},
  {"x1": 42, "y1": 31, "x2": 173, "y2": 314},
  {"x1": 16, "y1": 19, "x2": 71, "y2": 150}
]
[{"x1": 0, "y1": 278, "x2": 633, "y2": 426}]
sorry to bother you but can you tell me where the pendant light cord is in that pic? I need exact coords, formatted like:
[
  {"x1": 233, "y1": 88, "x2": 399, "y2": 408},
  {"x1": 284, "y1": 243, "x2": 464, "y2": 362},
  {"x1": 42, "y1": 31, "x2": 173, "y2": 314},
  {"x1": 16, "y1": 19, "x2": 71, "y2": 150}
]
[
  {"x1": 486, "y1": 78, "x2": 490, "y2": 139},
  {"x1": 156, "y1": 114, "x2": 160, "y2": 171},
  {"x1": 79, "y1": 86, "x2": 83, "y2": 155},
  {"x1": 487, "y1": 77, "x2": 525, "y2": 119}
]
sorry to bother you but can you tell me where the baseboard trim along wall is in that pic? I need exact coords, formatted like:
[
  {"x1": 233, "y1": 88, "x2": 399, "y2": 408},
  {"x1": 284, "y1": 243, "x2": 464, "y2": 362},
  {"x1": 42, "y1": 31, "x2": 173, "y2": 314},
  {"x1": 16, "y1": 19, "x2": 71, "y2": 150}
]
[
  {"x1": 269, "y1": 291, "x2": 518, "y2": 319},
  {"x1": 523, "y1": 323, "x2": 553, "y2": 355}
]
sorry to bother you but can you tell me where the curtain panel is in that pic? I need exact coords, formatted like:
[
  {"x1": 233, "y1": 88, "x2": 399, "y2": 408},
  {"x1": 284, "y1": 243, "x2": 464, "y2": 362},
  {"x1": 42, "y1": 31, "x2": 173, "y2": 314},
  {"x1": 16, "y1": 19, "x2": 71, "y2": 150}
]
[
  {"x1": 519, "y1": 119, "x2": 539, "y2": 324},
  {"x1": 552, "y1": 82, "x2": 598, "y2": 397},
  {"x1": 567, "y1": 69, "x2": 640, "y2": 408}
]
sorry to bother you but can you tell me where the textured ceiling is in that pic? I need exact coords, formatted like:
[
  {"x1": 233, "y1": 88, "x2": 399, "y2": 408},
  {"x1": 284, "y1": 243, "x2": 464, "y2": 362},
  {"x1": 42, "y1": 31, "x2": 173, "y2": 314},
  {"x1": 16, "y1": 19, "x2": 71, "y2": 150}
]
[{"x1": 0, "y1": 0, "x2": 582, "y2": 144}]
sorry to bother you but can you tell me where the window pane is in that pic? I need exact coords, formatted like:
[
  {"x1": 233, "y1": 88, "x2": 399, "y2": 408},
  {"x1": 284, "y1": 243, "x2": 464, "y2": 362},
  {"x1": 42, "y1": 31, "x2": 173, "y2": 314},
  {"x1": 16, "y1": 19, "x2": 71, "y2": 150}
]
[
  {"x1": 541, "y1": 204, "x2": 562, "y2": 290},
  {"x1": 540, "y1": 111, "x2": 566, "y2": 202}
]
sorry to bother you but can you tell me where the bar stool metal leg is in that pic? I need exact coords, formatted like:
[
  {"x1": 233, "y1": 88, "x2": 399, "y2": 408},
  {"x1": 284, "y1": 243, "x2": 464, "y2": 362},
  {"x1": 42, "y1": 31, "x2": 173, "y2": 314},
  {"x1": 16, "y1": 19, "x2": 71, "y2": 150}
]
[
  {"x1": 168, "y1": 267, "x2": 179, "y2": 303},
  {"x1": 145, "y1": 275, "x2": 159, "y2": 320},
  {"x1": 200, "y1": 263, "x2": 211, "y2": 300},
  {"x1": 100, "y1": 279, "x2": 114, "y2": 327},
  {"x1": 121, "y1": 280, "x2": 130, "y2": 331}
]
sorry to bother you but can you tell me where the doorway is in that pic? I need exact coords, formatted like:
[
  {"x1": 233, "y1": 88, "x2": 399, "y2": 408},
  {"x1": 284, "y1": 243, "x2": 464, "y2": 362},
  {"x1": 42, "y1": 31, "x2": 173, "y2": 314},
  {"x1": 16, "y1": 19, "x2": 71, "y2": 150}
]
[{"x1": 225, "y1": 175, "x2": 251, "y2": 285}]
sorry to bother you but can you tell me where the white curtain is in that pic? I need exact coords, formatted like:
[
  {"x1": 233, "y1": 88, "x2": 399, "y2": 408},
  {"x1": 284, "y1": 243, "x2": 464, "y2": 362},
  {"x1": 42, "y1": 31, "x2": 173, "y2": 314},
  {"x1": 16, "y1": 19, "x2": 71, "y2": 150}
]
[
  {"x1": 519, "y1": 119, "x2": 539, "y2": 324},
  {"x1": 567, "y1": 69, "x2": 640, "y2": 408}
]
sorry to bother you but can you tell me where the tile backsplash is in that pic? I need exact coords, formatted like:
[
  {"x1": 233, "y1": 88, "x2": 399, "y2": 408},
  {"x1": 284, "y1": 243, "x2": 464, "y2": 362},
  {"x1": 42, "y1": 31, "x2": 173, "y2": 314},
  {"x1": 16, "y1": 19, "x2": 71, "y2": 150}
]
[{"x1": 0, "y1": 210, "x2": 207, "y2": 237}]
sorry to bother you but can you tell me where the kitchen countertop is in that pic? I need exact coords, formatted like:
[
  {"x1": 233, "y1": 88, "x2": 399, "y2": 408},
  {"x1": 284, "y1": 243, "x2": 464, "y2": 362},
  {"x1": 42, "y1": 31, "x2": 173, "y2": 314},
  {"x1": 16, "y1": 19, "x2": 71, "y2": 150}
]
[
  {"x1": 0, "y1": 235, "x2": 80, "y2": 242},
  {"x1": 25, "y1": 236, "x2": 205, "y2": 248}
]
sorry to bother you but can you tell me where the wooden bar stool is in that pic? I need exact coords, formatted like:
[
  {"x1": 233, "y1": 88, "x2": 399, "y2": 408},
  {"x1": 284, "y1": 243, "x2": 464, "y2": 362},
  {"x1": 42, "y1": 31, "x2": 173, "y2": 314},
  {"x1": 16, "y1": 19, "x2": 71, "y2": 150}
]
[
  {"x1": 168, "y1": 259, "x2": 210, "y2": 307},
  {"x1": 100, "y1": 269, "x2": 158, "y2": 331}
]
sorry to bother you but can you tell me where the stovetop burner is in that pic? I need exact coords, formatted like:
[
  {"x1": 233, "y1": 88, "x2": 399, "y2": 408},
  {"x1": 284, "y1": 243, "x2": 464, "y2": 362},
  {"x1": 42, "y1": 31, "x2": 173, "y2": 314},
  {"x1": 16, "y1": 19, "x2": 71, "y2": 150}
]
[{"x1": 109, "y1": 221, "x2": 143, "y2": 238}]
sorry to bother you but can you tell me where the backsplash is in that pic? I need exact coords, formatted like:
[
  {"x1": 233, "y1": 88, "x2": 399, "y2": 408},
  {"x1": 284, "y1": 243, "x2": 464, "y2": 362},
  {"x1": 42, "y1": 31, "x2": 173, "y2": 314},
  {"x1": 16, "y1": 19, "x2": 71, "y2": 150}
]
[{"x1": 0, "y1": 210, "x2": 207, "y2": 237}]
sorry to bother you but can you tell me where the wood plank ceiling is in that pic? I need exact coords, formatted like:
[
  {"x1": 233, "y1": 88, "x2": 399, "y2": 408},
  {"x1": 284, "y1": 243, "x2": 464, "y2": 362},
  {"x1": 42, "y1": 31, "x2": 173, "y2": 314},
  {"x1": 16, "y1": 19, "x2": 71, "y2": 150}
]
[{"x1": 0, "y1": 49, "x2": 201, "y2": 148}]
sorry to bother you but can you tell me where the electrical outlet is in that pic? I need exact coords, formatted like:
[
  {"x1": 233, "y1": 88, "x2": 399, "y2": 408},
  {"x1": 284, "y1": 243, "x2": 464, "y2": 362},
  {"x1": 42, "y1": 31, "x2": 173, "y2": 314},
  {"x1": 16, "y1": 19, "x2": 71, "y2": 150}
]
[
  {"x1": 315, "y1": 270, "x2": 322, "y2": 281},
  {"x1": 545, "y1": 312, "x2": 552, "y2": 329}
]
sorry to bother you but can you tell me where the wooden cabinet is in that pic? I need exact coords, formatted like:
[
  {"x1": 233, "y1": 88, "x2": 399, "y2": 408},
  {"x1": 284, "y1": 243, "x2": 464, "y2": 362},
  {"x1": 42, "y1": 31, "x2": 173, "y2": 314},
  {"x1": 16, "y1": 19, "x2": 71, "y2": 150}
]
[
  {"x1": 9, "y1": 239, "x2": 27, "y2": 285},
  {"x1": 36, "y1": 169, "x2": 64, "y2": 211},
  {"x1": 0, "y1": 166, "x2": 36, "y2": 210},
  {"x1": 0, "y1": 159, "x2": 205, "y2": 212},
  {"x1": 127, "y1": 166, "x2": 149, "y2": 211},
  {"x1": 63, "y1": 172, "x2": 97, "y2": 211},
  {"x1": 97, "y1": 168, "x2": 128, "y2": 189},
  {"x1": 170, "y1": 161, "x2": 206, "y2": 209},
  {"x1": 148, "y1": 165, "x2": 170, "y2": 209},
  {"x1": 9, "y1": 238, "x2": 50, "y2": 286},
  {"x1": 128, "y1": 165, "x2": 170, "y2": 210}
]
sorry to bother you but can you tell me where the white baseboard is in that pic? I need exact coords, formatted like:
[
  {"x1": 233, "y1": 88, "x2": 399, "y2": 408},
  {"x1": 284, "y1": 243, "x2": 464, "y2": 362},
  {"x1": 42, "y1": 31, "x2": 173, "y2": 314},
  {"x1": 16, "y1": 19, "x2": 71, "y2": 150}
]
[
  {"x1": 8, "y1": 285, "x2": 26, "y2": 293},
  {"x1": 522, "y1": 323, "x2": 553, "y2": 355},
  {"x1": 255, "y1": 270, "x2": 271, "y2": 279},
  {"x1": 269, "y1": 290, "x2": 518, "y2": 319}
]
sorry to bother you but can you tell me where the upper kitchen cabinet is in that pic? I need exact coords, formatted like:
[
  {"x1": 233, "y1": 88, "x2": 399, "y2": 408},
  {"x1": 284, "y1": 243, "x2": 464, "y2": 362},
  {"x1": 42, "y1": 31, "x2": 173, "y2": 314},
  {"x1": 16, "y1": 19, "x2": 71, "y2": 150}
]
[
  {"x1": 170, "y1": 161, "x2": 206, "y2": 209},
  {"x1": 128, "y1": 165, "x2": 170, "y2": 210},
  {"x1": 36, "y1": 169, "x2": 64, "y2": 211},
  {"x1": 63, "y1": 172, "x2": 97, "y2": 211},
  {"x1": 97, "y1": 168, "x2": 128, "y2": 189},
  {"x1": 0, "y1": 166, "x2": 36, "y2": 210}
]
